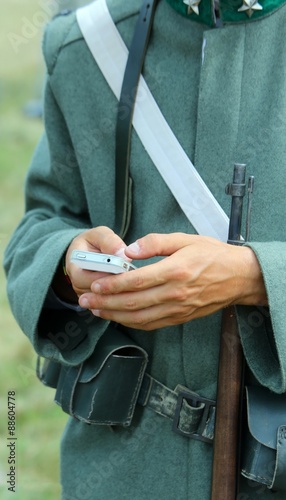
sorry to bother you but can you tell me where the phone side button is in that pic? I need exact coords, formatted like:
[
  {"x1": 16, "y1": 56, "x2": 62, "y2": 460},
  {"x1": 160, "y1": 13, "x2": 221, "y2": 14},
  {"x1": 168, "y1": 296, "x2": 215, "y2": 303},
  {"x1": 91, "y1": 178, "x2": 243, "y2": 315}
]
[{"x1": 74, "y1": 253, "x2": 87, "y2": 260}]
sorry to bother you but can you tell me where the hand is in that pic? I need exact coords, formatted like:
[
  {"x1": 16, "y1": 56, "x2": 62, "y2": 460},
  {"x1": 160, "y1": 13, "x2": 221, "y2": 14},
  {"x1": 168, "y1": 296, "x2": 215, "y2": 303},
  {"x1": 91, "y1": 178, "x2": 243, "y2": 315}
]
[
  {"x1": 52, "y1": 226, "x2": 128, "y2": 303},
  {"x1": 78, "y1": 233, "x2": 268, "y2": 330}
]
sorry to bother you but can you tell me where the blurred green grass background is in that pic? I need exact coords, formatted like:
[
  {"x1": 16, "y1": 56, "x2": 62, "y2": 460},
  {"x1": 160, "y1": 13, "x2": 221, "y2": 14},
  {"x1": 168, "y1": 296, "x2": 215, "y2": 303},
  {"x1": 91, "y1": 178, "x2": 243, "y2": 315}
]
[{"x1": 0, "y1": 1, "x2": 69, "y2": 498}]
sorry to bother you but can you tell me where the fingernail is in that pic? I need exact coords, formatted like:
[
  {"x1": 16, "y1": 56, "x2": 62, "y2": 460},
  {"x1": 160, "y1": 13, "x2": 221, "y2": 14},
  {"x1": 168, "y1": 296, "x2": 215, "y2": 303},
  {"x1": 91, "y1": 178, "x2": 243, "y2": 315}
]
[
  {"x1": 91, "y1": 309, "x2": 101, "y2": 317},
  {"x1": 115, "y1": 247, "x2": 127, "y2": 258},
  {"x1": 92, "y1": 283, "x2": 101, "y2": 293},
  {"x1": 127, "y1": 241, "x2": 140, "y2": 255},
  {"x1": 79, "y1": 297, "x2": 90, "y2": 309}
]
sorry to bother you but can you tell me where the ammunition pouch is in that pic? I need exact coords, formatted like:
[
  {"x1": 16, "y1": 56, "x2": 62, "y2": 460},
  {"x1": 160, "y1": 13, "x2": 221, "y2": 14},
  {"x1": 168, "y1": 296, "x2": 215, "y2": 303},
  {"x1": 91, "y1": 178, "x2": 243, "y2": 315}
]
[
  {"x1": 37, "y1": 323, "x2": 148, "y2": 426},
  {"x1": 241, "y1": 385, "x2": 286, "y2": 492}
]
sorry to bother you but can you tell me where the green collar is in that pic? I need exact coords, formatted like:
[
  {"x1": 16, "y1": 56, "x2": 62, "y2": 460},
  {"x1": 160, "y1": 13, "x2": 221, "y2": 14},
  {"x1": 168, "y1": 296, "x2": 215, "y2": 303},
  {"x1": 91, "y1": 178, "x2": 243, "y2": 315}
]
[{"x1": 164, "y1": 0, "x2": 286, "y2": 26}]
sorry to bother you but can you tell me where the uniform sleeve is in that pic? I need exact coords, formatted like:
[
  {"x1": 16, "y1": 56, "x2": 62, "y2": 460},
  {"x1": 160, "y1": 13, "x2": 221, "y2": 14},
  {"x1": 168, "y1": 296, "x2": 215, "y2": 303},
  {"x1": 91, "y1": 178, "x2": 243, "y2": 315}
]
[
  {"x1": 237, "y1": 241, "x2": 286, "y2": 393},
  {"x1": 3, "y1": 18, "x2": 109, "y2": 366}
]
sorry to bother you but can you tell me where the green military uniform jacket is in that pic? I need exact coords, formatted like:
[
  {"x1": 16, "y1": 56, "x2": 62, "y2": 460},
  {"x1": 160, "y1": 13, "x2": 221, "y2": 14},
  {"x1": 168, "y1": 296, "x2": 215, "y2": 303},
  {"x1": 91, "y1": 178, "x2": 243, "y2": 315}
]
[{"x1": 4, "y1": 0, "x2": 286, "y2": 498}]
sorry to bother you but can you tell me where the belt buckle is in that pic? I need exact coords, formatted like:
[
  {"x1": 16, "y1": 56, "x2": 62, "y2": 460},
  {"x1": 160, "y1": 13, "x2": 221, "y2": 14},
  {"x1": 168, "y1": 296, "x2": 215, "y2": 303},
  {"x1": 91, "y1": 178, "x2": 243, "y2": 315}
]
[{"x1": 172, "y1": 388, "x2": 216, "y2": 444}]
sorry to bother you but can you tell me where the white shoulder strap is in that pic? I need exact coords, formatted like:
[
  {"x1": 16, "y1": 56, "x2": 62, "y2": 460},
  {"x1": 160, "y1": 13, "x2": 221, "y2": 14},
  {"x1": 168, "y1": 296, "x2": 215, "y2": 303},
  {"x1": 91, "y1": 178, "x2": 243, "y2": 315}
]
[{"x1": 76, "y1": 0, "x2": 229, "y2": 241}]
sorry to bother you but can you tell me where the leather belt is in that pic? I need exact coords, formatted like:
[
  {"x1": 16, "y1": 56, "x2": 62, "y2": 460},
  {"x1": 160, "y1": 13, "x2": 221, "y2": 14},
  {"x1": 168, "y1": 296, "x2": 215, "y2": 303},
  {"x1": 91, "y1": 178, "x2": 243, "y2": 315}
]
[
  {"x1": 138, "y1": 373, "x2": 216, "y2": 444},
  {"x1": 37, "y1": 319, "x2": 216, "y2": 441}
]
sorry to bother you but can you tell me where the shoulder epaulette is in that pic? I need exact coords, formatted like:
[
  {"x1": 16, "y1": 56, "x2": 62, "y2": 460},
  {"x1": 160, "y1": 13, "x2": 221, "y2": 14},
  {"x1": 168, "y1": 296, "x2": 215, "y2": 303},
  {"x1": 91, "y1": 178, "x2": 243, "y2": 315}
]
[
  {"x1": 42, "y1": 0, "x2": 143, "y2": 75},
  {"x1": 42, "y1": 10, "x2": 83, "y2": 75}
]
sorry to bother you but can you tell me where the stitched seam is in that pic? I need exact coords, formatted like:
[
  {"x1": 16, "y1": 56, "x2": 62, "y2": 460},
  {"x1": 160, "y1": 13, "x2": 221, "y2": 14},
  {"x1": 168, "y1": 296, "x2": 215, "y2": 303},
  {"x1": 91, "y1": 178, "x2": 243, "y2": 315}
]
[
  {"x1": 46, "y1": 16, "x2": 80, "y2": 75},
  {"x1": 241, "y1": 469, "x2": 271, "y2": 483},
  {"x1": 126, "y1": 359, "x2": 148, "y2": 420}
]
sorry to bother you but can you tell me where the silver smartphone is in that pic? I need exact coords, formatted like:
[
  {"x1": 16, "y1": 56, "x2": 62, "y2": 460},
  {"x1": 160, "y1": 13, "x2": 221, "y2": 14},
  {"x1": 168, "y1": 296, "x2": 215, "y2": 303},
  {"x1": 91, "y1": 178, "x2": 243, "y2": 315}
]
[{"x1": 70, "y1": 250, "x2": 136, "y2": 274}]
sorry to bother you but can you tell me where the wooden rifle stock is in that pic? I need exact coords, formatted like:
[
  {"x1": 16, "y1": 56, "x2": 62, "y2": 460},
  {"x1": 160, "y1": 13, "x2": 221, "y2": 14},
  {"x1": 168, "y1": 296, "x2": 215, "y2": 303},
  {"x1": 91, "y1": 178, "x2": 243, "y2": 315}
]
[
  {"x1": 211, "y1": 306, "x2": 244, "y2": 499},
  {"x1": 211, "y1": 164, "x2": 252, "y2": 499}
]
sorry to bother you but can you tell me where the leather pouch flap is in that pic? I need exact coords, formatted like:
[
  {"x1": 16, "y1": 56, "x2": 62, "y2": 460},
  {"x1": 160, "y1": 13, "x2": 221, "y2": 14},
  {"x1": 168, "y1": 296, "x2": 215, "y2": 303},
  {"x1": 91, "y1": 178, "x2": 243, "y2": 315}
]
[
  {"x1": 54, "y1": 323, "x2": 148, "y2": 426},
  {"x1": 78, "y1": 324, "x2": 147, "y2": 382},
  {"x1": 246, "y1": 386, "x2": 286, "y2": 449}
]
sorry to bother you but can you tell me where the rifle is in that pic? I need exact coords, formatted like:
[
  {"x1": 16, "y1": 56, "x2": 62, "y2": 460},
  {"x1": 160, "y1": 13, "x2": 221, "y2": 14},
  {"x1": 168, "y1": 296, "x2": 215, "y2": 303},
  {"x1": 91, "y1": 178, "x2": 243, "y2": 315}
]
[{"x1": 211, "y1": 164, "x2": 254, "y2": 499}]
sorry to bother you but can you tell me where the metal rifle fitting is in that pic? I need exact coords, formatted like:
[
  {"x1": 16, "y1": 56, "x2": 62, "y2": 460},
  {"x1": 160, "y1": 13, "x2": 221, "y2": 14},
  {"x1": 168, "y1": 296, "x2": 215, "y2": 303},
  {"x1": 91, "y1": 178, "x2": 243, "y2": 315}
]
[{"x1": 225, "y1": 163, "x2": 254, "y2": 245}]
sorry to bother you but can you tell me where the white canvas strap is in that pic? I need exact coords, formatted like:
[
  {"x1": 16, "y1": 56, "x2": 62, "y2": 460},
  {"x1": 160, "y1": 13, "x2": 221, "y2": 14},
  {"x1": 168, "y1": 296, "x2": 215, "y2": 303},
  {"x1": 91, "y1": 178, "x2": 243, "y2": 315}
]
[{"x1": 76, "y1": 0, "x2": 229, "y2": 241}]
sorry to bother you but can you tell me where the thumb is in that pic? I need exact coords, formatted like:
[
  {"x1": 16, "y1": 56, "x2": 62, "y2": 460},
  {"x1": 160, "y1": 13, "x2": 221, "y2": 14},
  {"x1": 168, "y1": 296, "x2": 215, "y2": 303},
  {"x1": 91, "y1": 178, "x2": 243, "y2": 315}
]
[{"x1": 125, "y1": 233, "x2": 194, "y2": 259}]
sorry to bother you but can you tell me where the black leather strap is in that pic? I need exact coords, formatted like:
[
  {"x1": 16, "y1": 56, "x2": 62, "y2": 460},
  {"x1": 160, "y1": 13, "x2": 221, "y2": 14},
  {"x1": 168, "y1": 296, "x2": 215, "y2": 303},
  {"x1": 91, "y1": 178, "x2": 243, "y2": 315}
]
[{"x1": 114, "y1": 0, "x2": 159, "y2": 237}]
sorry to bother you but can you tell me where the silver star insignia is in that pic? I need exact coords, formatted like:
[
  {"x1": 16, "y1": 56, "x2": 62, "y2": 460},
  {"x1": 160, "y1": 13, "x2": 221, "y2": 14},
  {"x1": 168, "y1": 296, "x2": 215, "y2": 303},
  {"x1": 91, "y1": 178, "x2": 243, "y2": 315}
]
[
  {"x1": 237, "y1": 0, "x2": 263, "y2": 17},
  {"x1": 183, "y1": 0, "x2": 201, "y2": 16}
]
